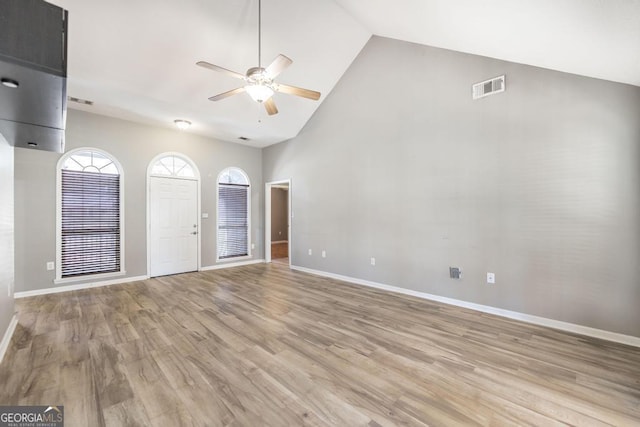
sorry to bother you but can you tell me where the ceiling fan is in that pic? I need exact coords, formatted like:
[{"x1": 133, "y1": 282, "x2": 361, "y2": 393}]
[{"x1": 196, "y1": 0, "x2": 321, "y2": 116}]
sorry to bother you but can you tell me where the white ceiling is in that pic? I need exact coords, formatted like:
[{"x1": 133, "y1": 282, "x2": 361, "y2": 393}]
[{"x1": 49, "y1": 0, "x2": 640, "y2": 148}]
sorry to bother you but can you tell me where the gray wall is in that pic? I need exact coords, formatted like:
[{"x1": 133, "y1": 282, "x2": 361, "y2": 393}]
[
  {"x1": 271, "y1": 188, "x2": 288, "y2": 241},
  {"x1": 0, "y1": 133, "x2": 15, "y2": 342},
  {"x1": 15, "y1": 109, "x2": 263, "y2": 292},
  {"x1": 263, "y1": 36, "x2": 640, "y2": 337}
]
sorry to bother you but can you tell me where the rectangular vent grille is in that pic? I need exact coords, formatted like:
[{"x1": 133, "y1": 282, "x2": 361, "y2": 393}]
[
  {"x1": 472, "y1": 75, "x2": 505, "y2": 100},
  {"x1": 68, "y1": 96, "x2": 94, "y2": 106}
]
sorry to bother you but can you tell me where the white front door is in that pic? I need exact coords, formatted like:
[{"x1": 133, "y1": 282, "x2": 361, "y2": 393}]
[{"x1": 149, "y1": 177, "x2": 198, "y2": 277}]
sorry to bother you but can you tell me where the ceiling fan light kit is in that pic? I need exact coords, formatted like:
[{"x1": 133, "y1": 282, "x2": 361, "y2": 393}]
[
  {"x1": 245, "y1": 84, "x2": 274, "y2": 103},
  {"x1": 196, "y1": 0, "x2": 320, "y2": 115},
  {"x1": 244, "y1": 67, "x2": 275, "y2": 102}
]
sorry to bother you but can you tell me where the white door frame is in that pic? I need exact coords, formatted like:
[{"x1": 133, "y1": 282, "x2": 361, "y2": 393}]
[
  {"x1": 146, "y1": 153, "x2": 201, "y2": 277},
  {"x1": 265, "y1": 179, "x2": 291, "y2": 265}
]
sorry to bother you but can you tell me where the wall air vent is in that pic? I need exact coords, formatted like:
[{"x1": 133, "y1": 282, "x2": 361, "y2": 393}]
[
  {"x1": 68, "y1": 96, "x2": 94, "y2": 106},
  {"x1": 472, "y1": 75, "x2": 505, "y2": 100}
]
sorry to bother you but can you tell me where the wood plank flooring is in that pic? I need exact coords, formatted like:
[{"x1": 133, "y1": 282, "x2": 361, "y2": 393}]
[
  {"x1": 271, "y1": 242, "x2": 288, "y2": 259},
  {"x1": 1, "y1": 263, "x2": 639, "y2": 426}
]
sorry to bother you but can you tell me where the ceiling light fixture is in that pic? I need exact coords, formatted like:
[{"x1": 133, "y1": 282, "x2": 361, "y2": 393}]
[
  {"x1": 245, "y1": 80, "x2": 274, "y2": 103},
  {"x1": 174, "y1": 119, "x2": 191, "y2": 130},
  {"x1": 1, "y1": 78, "x2": 19, "y2": 89}
]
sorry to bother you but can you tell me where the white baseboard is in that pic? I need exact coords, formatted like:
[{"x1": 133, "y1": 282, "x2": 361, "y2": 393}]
[
  {"x1": 200, "y1": 259, "x2": 265, "y2": 271},
  {"x1": 14, "y1": 260, "x2": 267, "y2": 298},
  {"x1": 291, "y1": 265, "x2": 640, "y2": 348},
  {"x1": 0, "y1": 314, "x2": 18, "y2": 364},
  {"x1": 14, "y1": 275, "x2": 150, "y2": 299}
]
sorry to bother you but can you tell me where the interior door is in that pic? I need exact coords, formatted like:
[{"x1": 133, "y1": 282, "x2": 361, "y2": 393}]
[{"x1": 149, "y1": 177, "x2": 198, "y2": 277}]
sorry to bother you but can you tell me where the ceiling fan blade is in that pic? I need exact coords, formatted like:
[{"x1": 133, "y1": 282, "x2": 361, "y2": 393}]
[
  {"x1": 265, "y1": 54, "x2": 293, "y2": 78},
  {"x1": 276, "y1": 83, "x2": 321, "y2": 101},
  {"x1": 196, "y1": 61, "x2": 245, "y2": 80},
  {"x1": 208, "y1": 87, "x2": 245, "y2": 101},
  {"x1": 264, "y1": 98, "x2": 278, "y2": 115}
]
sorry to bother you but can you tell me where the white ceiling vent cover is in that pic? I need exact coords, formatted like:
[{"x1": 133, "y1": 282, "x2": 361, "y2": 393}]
[{"x1": 472, "y1": 75, "x2": 505, "y2": 100}]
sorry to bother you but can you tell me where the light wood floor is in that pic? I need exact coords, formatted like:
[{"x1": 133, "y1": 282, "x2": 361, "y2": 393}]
[
  {"x1": 1, "y1": 264, "x2": 639, "y2": 426},
  {"x1": 271, "y1": 242, "x2": 288, "y2": 260}
]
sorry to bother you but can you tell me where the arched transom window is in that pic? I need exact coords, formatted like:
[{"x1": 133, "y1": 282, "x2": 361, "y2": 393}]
[
  {"x1": 62, "y1": 150, "x2": 119, "y2": 174},
  {"x1": 218, "y1": 167, "x2": 249, "y2": 185},
  {"x1": 150, "y1": 155, "x2": 195, "y2": 178}
]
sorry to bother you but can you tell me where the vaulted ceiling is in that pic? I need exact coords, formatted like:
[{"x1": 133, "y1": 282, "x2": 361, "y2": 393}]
[{"x1": 49, "y1": 0, "x2": 640, "y2": 148}]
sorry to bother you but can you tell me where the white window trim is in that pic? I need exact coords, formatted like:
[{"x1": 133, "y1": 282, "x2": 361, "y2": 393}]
[
  {"x1": 146, "y1": 152, "x2": 201, "y2": 277},
  {"x1": 54, "y1": 270, "x2": 127, "y2": 285},
  {"x1": 216, "y1": 254, "x2": 253, "y2": 264},
  {"x1": 216, "y1": 167, "x2": 252, "y2": 263},
  {"x1": 55, "y1": 147, "x2": 125, "y2": 282}
]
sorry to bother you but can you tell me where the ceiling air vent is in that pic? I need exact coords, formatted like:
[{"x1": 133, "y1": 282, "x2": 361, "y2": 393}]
[
  {"x1": 68, "y1": 96, "x2": 94, "y2": 106},
  {"x1": 472, "y1": 75, "x2": 505, "y2": 100}
]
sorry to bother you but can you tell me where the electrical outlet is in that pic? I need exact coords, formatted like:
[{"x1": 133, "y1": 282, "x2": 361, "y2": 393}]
[
  {"x1": 487, "y1": 272, "x2": 495, "y2": 284},
  {"x1": 449, "y1": 267, "x2": 462, "y2": 279},
  {"x1": 370, "y1": 257, "x2": 376, "y2": 266},
  {"x1": 321, "y1": 250, "x2": 326, "y2": 258},
  {"x1": 251, "y1": 243, "x2": 255, "y2": 250},
  {"x1": 308, "y1": 249, "x2": 312, "y2": 255},
  {"x1": 46, "y1": 261, "x2": 55, "y2": 271}
]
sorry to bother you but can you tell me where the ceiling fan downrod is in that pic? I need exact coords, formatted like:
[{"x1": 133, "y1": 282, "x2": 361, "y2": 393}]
[{"x1": 258, "y1": 0, "x2": 262, "y2": 69}]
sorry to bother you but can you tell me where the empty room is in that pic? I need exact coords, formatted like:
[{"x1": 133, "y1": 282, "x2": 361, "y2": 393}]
[{"x1": 1, "y1": 0, "x2": 639, "y2": 425}]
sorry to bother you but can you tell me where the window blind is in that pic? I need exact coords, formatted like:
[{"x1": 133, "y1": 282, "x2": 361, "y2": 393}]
[
  {"x1": 61, "y1": 169, "x2": 121, "y2": 277},
  {"x1": 218, "y1": 184, "x2": 248, "y2": 259}
]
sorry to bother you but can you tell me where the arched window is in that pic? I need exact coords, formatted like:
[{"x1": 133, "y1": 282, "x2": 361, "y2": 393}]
[
  {"x1": 217, "y1": 167, "x2": 250, "y2": 260},
  {"x1": 57, "y1": 149, "x2": 123, "y2": 280},
  {"x1": 150, "y1": 154, "x2": 196, "y2": 178}
]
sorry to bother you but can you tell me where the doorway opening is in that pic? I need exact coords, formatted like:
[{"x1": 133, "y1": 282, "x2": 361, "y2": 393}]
[
  {"x1": 147, "y1": 153, "x2": 200, "y2": 277},
  {"x1": 265, "y1": 180, "x2": 291, "y2": 266}
]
